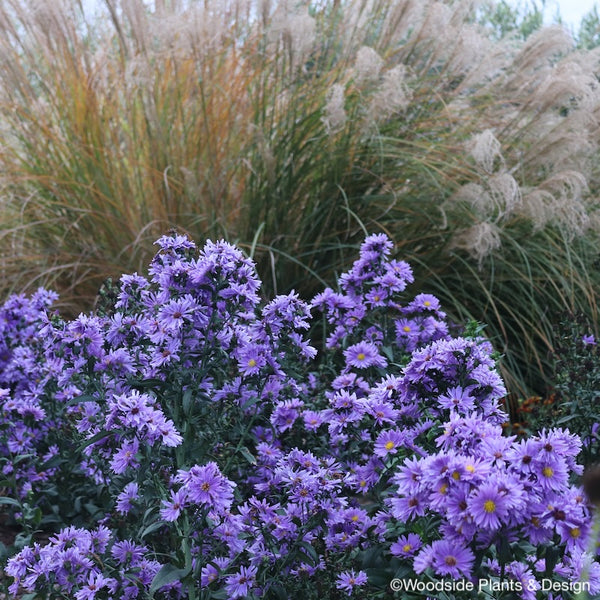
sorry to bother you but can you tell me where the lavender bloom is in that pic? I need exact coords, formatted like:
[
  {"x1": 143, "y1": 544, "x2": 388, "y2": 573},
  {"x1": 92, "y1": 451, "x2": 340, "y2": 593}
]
[
  {"x1": 468, "y1": 482, "x2": 511, "y2": 530},
  {"x1": 109, "y1": 438, "x2": 140, "y2": 475},
  {"x1": 160, "y1": 488, "x2": 188, "y2": 522},
  {"x1": 374, "y1": 429, "x2": 406, "y2": 457},
  {"x1": 415, "y1": 540, "x2": 475, "y2": 578},
  {"x1": 344, "y1": 341, "x2": 387, "y2": 369},
  {"x1": 390, "y1": 533, "x2": 422, "y2": 557},
  {"x1": 225, "y1": 565, "x2": 257, "y2": 599},
  {"x1": 116, "y1": 482, "x2": 139, "y2": 515},
  {"x1": 175, "y1": 462, "x2": 236, "y2": 514},
  {"x1": 336, "y1": 569, "x2": 368, "y2": 595},
  {"x1": 74, "y1": 572, "x2": 116, "y2": 600}
]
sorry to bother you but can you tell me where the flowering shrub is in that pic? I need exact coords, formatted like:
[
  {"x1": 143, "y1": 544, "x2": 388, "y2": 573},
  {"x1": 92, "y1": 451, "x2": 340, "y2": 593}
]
[{"x1": 1, "y1": 232, "x2": 599, "y2": 599}]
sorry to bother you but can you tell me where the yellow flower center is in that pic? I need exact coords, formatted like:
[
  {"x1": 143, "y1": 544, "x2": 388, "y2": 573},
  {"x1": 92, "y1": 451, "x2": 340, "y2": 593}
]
[
  {"x1": 570, "y1": 527, "x2": 581, "y2": 538},
  {"x1": 452, "y1": 471, "x2": 460, "y2": 480},
  {"x1": 247, "y1": 358, "x2": 257, "y2": 367},
  {"x1": 542, "y1": 466, "x2": 554, "y2": 478},
  {"x1": 351, "y1": 515, "x2": 359, "y2": 522},
  {"x1": 385, "y1": 440, "x2": 395, "y2": 451},
  {"x1": 466, "y1": 465, "x2": 475, "y2": 473},
  {"x1": 424, "y1": 300, "x2": 431, "y2": 306},
  {"x1": 359, "y1": 480, "x2": 367, "y2": 488},
  {"x1": 483, "y1": 500, "x2": 496, "y2": 513},
  {"x1": 439, "y1": 484, "x2": 448, "y2": 495},
  {"x1": 402, "y1": 544, "x2": 412, "y2": 552},
  {"x1": 403, "y1": 326, "x2": 411, "y2": 332},
  {"x1": 373, "y1": 295, "x2": 380, "y2": 302},
  {"x1": 357, "y1": 352, "x2": 366, "y2": 361}
]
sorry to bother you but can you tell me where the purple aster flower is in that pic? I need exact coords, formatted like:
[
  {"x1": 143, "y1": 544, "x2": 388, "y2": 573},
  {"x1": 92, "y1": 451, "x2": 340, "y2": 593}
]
[
  {"x1": 506, "y1": 438, "x2": 541, "y2": 473},
  {"x1": 374, "y1": 429, "x2": 406, "y2": 457},
  {"x1": 176, "y1": 462, "x2": 235, "y2": 514},
  {"x1": 366, "y1": 400, "x2": 399, "y2": 425},
  {"x1": 418, "y1": 539, "x2": 475, "y2": 578},
  {"x1": 390, "y1": 533, "x2": 422, "y2": 557},
  {"x1": 225, "y1": 565, "x2": 257, "y2": 599},
  {"x1": 160, "y1": 488, "x2": 188, "y2": 522},
  {"x1": 110, "y1": 438, "x2": 140, "y2": 475},
  {"x1": 437, "y1": 386, "x2": 476, "y2": 412},
  {"x1": 303, "y1": 410, "x2": 325, "y2": 431},
  {"x1": 336, "y1": 569, "x2": 368, "y2": 595},
  {"x1": 344, "y1": 341, "x2": 387, "y2": 369},
  {"x1": 468, "y1": 481, "x2": 510, "y2": 530},
  {"x1": 149, "y1": 338, "x2": 181, "y2": 368},
  {"x1": 271, "y1": 398, "x2": 304, "y2": 433},
  {"x1": 535, "y1": 455, "x2": 569, "y2": 491},
  {"x1": 201, "y1": 563, "x2": 219, "y2": 587},
  {"x1": 361, "y1": 233, "x2": 393, "y2": 255},
  {"x1": 148, "y1": 413, "x2": 183, "y2": 447},
  {"x1": 111, "y1": 540, "x2": 147, "y2": 566},
  {"x1": 583, "y1": 334, "x2": 596, "y2": 345},
  {"x1": 365, "y1": 287, "x2": 388, "y2": 307},
  {"x1": 74, "y1": 571, "x2": 115, "y2": 600},
  {"x1": 387, "y1": 492, "x2": 428, "y2": 521},
  {"x1": 406, "y1": 293, "x2": 442, "y2": 313},
  {"x1": 116, "y1": 482, "x2": 139, "y2": 515},
  {"x1": 157, "y1": 296, "x2": 197, "y2": 331},
  {"x1": 237, "y1": 343, "x2": 267, "y2": 376}
]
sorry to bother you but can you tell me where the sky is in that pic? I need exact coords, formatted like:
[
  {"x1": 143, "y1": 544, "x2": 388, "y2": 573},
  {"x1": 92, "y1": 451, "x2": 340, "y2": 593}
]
[
  {"x1": 80, "y1": 0, "x2": 599, "y2": 33},
  {"x1": 506, "y1": 0, "x2": 598, "y2": 30}
]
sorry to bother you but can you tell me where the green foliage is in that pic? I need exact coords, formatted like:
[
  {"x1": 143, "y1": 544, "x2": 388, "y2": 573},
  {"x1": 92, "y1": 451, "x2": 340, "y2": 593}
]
[
  {"x1": 577, "y1": 6, "x2": 600, "y2": 49},
  {"x1": 476, "y1": 0, "x2": 546, "y2": 40},
  {"x1": 551, "y1": 312, "x2": 600, "y2": 466}
]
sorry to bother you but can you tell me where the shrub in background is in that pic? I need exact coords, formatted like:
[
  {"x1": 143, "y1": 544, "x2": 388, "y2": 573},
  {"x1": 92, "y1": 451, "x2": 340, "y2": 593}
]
[
  {"x1": 1, "y1": 0, "x2": 600, "y2": 397},
  {"x1": 550, "y1": 313, "x2": 600, "y2": 466}
]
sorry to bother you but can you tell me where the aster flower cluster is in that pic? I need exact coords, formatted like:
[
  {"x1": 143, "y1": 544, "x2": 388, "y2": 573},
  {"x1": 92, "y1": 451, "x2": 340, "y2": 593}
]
[
  {"x1": 311, "y1": 232, "x2": 448, "y2": 363},
  {"x1": 0, "y1": 288, "x2": 62, "y2": 498},
  {"x1": 1, "y1": 232, "x2": 599, "y2": 600},
  {"x1": 4, "y1": 526, "x2": 176, "y2": 599}
]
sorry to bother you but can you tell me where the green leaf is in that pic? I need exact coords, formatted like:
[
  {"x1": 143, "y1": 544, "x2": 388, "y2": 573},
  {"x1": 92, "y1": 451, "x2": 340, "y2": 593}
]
[
  {"x1": 130, "y1": 378, "x2": 165, "y2": 389},
  {"x1": 267, "y1": 583, "x2": 288, "y2": 600},
  {"x1": 297, "y1": 541, "x2": 318, "y2": 566},
  {"x1": 140, "y1": 521, "x2": 165, "y2": 539},
  {"x1": 76, "y1": 429, "x2": 118, "y2": 452},
  {"x1": 66, "y1": 394, "x2": 99, "y2": 407},
  {"x1": 239, "y1": 446, "x2": 257, "y2": 465},
  {"x1": 497, "y1": 536, "x2": 512, "y2": 566},
  {"x1": 84, "y1": 502, "x2": 101, "y2": 517},
  {"x1": 182, "y1": 388, "x2": 193, "y2": 416},
  {"x1": 149, "y1": 563, "x2": 191, "y2": 595},
  {"x1": 556, "y1": 414, "x2": 577, "y2": 424},
  {"x1": 0, "y1": 496, "x2": 20, "y2": 508},
  {"x1": 365, "y1": 567, "x2": 392, "y2": 588},
  {"x1": 360, "y1": 546, "x2": 384, "y2": 569},
  {"x1": 40, "y1": 454, "x2": 63, "y2": 470}
]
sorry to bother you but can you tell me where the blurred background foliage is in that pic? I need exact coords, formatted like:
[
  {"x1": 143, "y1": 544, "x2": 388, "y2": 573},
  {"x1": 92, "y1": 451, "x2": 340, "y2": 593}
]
[{"x1": 1, "y1": 0, "x2": 600, "y2": 398}]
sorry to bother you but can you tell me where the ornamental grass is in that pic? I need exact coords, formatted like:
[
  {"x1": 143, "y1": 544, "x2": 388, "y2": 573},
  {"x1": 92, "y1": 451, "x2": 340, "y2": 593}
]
[{"x1": 1, "y1": 0, "x2": 600, "y2": 397}]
